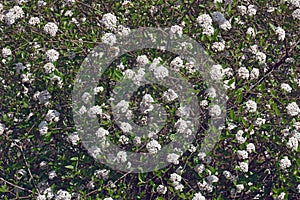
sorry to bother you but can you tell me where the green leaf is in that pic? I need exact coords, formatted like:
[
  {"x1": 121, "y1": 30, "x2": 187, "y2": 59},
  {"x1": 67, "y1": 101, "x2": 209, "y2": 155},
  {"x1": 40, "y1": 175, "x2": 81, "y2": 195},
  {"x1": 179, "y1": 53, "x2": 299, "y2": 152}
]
[{"x1": 65, "y1": 165, "x2": 74, "y2": 170}]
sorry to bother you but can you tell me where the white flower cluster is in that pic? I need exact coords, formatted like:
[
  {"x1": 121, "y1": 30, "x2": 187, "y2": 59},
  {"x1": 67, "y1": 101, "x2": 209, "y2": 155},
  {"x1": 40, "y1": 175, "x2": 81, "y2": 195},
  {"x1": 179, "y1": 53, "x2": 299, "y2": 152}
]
[
  {"x1": 279, "y1": 156, "x2": 292, "y2": 170},
  {"x1": 163, "y1": 89, "x2": 178, "y2": 102},
  {"x1": 45, "y1": 109, "x2": 60, "y2": 122},
  {"x1": 116, "y1": 151, "x2": 127, "y2": 163},
  {"x1": 68, "y1": 133, "x2": 80, "y2": 145},
  {"x1": 28, "y1": 16, "x2": 40, "y2": 25},
  {"x1": 211, "y1": 11, "x2": 232, "y2": 31},
  {"x1": 156, "y1": 184, "x2": 167, "y2": 194},
  {"x1": 101, "y1": 33, "x2": 117, "y2": 46},
  {"x1": 275, "y1": 26, "x2": 285, "y2": 41},
  {"x1": 292, "y1": 8, "x2": 300, "y2": 20},
  {"x1": 39, "y1": 121, "x2": 48, "y2": 135},
  {"x1": 281, "y1": 83, "x2": 292, "y2": 93},
  {"x1": 0, "y1": 123, "x2": 5, "y2": 135},
  {"x1": 101, "y1": 13, "x2": 118, "y2": 30},
  {"x1": 3, "y1": 5, "x2": 24, "y2": 25},
  {"x1": 175, "y1": 118, "x2": 192, "y2": 137},
  {"x1": 170, "y1": 25, "x2": 183, "y2": 37},
  {"x1": 94, "y1": 169, "x2": 110, "y2": 180},
  {"x1": 211, "y1": 41, "x2": 225, "y2": 52},
  {"x1": 136, "y1": 55, "x2": 150, "y2": 67},
  {"x1": 34, "y1": 90, "x2": 51, "y2": 105},
  {"x1": 209, "y1": 105, "x2": 222, "y2": 117},
  {"x1": 237, "y1": 67, "x2": 249, "y2": 79},
  {"x1": 2, "y1": 47, "x2": 12, "y2": 58},
  {"x1": 250, "y1": 68, "x2": 259, "y2": 80},
  {"x1": 55, "y1": 189, "x2": 71, "y2": 200},
  {"x1": 210, "y1": 64, "x2": 224, "y2": 80},
  {"x1": 238, "y1": 161, "x2": 249, "y2": 172},
  {"x1": 153, "y1": 65, "x2": 169, "y2": 80},
  {"x1": 192, "y1": 192, "x2": 206, "y2": 200},
  {"x1": 95, "y1": 127, "x2": 109, "y2": 138},
  {"x1": 44, "y1": 22, "x2": 58, "y2": 37},
  {"x1": 238, "y1": 5, "x2": 257, "y2": 16},
  {"x1": 196, "y1": 14, "x2": 214, "y2": 36},
  {"x1": 46, "y1": 49, "x2": 60, "y2": 62},
  {"x1": 167, "y1": 153, "x2": 180, "y2": 165},
  {"x1": 245, "y1": 100, "x2": 257, "y2": 113},
  {"x1": 287, "y1": 136, "x2": 298, "y2": 151},
  {"x1": 88, "y1": 105, "x2": 102, "y2": 118},
  {"x1": 237, "y1": 150, "x2": 248, "y2": 159},
  {"x1": 236, "y1": 130, "x2": 247, "y2": 144},
  {"x1": 286, "y1": 102, "x2": 300, "y2": 116},
  {"x1": 146, "y1": 139, "x2": 161, "y2": 154},
  {"x1": 170, "y1": 56, "x2": 184, "y2": 72},
  {"x1": 246, "y1": 27, "x2": 256, "y2": 38},
  {"x1": 140, "y1": 94, "x2": 154, "y2": 114},
  {"x1": 170, "y1": 173, "x2": 184, "y2": 191}
]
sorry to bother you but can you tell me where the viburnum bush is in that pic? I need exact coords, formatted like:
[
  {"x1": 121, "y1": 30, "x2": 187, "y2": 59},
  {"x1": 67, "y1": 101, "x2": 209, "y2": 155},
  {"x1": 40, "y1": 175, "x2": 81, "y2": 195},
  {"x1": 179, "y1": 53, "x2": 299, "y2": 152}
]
[{"x1": 0, "y1": 0, "x2": 299, "y2": 200}]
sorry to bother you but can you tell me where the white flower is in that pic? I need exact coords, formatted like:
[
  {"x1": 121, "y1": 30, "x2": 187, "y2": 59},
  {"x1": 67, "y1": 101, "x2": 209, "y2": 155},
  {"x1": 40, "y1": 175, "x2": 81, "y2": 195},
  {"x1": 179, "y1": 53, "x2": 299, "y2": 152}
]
[
  {"x1": 48, "y1": 170, "x2": 57, "y2": 180},
  {"x1": 81, "y1": 92, "x2": 92, "y2": 104},
  {"x1": 196, "y1": 14, "x2": 212, "y2": 26},
  {"x1": 146, "y1": 139, "x2": 161, "y2": 154},
  {"x1": 245, "y1": 100, "x2": 257, "y2": 113},
  {"x1": 167, "y1": 153, "x2": 180, "y2": 165},
  {"x1": 237, "y1": 150, "x2": 249, "y2": 159},
  {"x1": 4, "y1": 6, "x2": 24, "y2": 25},
  {"x1": 206, "y1": 175, "x2": 219, "y2": 184},
  {"x1": 44, "y1": 63, "x2": 55, "y2": 74},
  {"x1": 37, "y1": 195, "x2": 47, "y2": 200},
  {"x1": 236, "y1": 184, "x2": 244, "y2": 193},
  {"x1": 247, "y1": 5, "x2": 257, "y2": 16},
  {"x1": 163, "y1": 89, "x2": 178, "y2": 102},
  {"x1": 45, "y1": 109, "x2": 60, "y2": 122},
  {"x1": 210, "y1": 64, "x2": 223, "y2": 80},
  {"x1": 192, "y1": 192, "x2": 206, "y2": 200},
  {"x1": 209, "y1": 105, "x2": 222, "y2": 117},
  {"x1": 68, "y1": 133, "x2": 80, "y2": 145},
  {"x1": 136, "y1": 55, "x2": 149, "y2": 66},
  {"x1": 292, "y1": 8, "x2": 300, "y2": 20},
  {"x1": 29, "y1": 17, "x2": 40, "y2": 25},
  {"x1": 170, "y1": 25, "x2": 183, "y2": 37},
  {"x1": 38, "y1": 121, "x2": 48, "y2": 135},
  {"x1": 119, "y1": 135, "x2": 129, "y2": 145},
  {"x1": 196, "y1": 14, "x2": 214, "y2": 36},
  {"x1": 246, "y1": 143, "x2": 255, "y2": 153},
  {"x1": 236, "y1": 130, "x2": 247, "y2": 144},
  {"x1": 287, "y1": 136, "x2": 298, "y2": 151},
  {"x1": 94, "y1": 169, "x2": 110, "y2": 179},
  {"x1": 255, "y1": 52, "x2": 266, "y2": 64},
  {"x1": 297, "y1": 184, "x2": 300, "y2": 193},
  {"x1": 95, "y1": 127, "x2": 109, "y2": 138},
  {"x1": 250, "y1": 68, "x2": 259, "y2": 80},
  {"x1": 237, "y1": 67, "x2": 249, "y2": 79},
  {"x1": 207, "y1": 87, "x2": 217, "y2": 98},
  {"x1": 117, "y1": 25, "x2": 131, "y2": 36},
  {"x1": 211, "y1": 41, "x2": 225, "y2": 52},
  {"x1": 120, "y1": 122, "x2": 132, "y2": 133},
  {"x1": 247, "y1": 27, "x2": 256, "y2": 37},
  {"x1": 46, "y1": 49, "x2": 59, "y2": 62},
  {"x1": 2, "y1": 48, "x2": 12, "y2": 58},
  {"x1": 223, "y1": 170, "x2": 232, "y2": 180},
  {"x1": 276, "y1": 192, "x2": 286, "y2": 200},
  {"x1": 104, "y1": 198, "x2": 113, "y2": 200},
  {"x1": 237, "y1": 5, "x2": 247, "y2": 15},
  {"x1": 44, "y1": 22, "x2": 58, "y2": 37},
  {"x1": 286, "y1": 102, "x2": 300, "y2": 116},
  {"x1": 94, "y1": 86, "x2": 104, "y2": 95},
  {"x1": 275, "y1": 26, "x2": 285, "y2": 41},
  {"x1": 279, "y1": 156, "x2": 291, "y2": 170},
  {"x1": 211, "y1": 11, "x2": 231, "y2": 30},
  {"x1": 170, "y1": 56, "x2": 183, "y2": 71},
  {"x1": 156, "y1": 185, "x2": 167, "y2": 194},
  {"x1": 281, "y1": 83, "x2": 292, "y2": 93},
  {"x1": 116, "y1": 151, "x2": 127, "y2": 163},
  {"x1": 0, "y1": 123, "x2": 5, "y2": 135},
  {"x1": 153, "y1": 65, "x2": 168, "y2": 80},
  {"x1": 101, "y1": 33, "x2": 116, "y2": 46},
  {"x1": 55, "y1": 190, "x2": 71, "y2": 200},
  {"x1": 101, "y1": 13, "x2": 117, "y2": 30},
  {"x1": 238, "y1": 161, "x2": 249, "y2": 172},
  {"x1": 88, "y1": 105, "x2": 102, "y2": 118}
]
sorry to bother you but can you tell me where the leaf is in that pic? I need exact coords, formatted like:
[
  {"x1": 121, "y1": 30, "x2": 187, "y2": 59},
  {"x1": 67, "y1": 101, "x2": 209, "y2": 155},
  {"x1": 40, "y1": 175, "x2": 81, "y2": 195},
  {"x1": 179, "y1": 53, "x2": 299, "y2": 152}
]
[{"x1": 65, "y1": 165, "x2": 74, "y2": 170}]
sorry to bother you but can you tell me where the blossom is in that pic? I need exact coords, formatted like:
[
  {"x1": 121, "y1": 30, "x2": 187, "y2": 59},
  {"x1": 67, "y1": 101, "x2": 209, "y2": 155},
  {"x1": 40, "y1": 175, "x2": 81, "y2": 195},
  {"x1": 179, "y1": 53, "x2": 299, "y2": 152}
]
[
  {"x1": 2, "y1": 47, "x2": 12, "y2": 58},
  {"x1": 29, "y1": 17, "x2": 40, "y2": 25},
  {"x1": 279, "y1": 156, "x2": 291, "y2": 170},
  {"x1": 46, "y1": 49, "x2": 59, "y2": 62},
  {"x1": 101, "y1": 13, "x2": 117, "y2": 30},
  {"x1": 55, "y1": 189, "x2": 71, "y2": 200},
  {"x1": 245, "y1": 100, "x2": 257, "y2": 113},
  {"x1": 146, "y1": 139, "x2": 161, "y2": 154},
  {"x1": 275, "y1": 27, "x2": 285, "y2": 41},
  {"x1": 246, "y1": 143, "x2": 255, "y2": 153},
  {"x1": 44, "y1": 22, "x2": 58, "y2": 36},
  {"x1": 167, "y1": 153, "x2": 180, "y2": 165},
  {"x1": 192, "y1": 192, "x2": 206, "y2": 200},
  {"x1": 156, "y1": 185, "x2": 167, "y2": 194},
  {"x1": 101, "y1": 33, "x2": 117, "y2": 46},
  {"x1": 281, "y1": 83, "x2": 292, "y2": 93},
  {"x1": 136, "y1": 55, "x2": 149, "y2": 66},
  {"x1": 170, "y1": 25, "x2": 183, "y2": 37},
  {"x1": 237, "y1": 67, "x2": 249, "y2": 79},
  {"x1": 286, "y1": 102, "x2": 300, "y2": 116}
]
